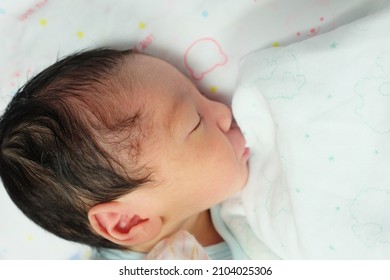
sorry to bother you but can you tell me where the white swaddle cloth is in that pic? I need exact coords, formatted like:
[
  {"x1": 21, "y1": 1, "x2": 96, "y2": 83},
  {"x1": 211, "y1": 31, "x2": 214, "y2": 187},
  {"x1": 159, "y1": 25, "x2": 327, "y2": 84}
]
[{"x1": 222, "y1": 5, "x2": 390, "y2": 259}]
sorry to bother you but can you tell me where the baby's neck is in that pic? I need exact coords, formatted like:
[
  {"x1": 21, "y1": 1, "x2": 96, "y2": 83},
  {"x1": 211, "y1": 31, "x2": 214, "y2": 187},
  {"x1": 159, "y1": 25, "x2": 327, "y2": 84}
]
[
  {"x1": 188, "y1": 210, "x2": 223, "y2": 247},
  {"x1": 131, "y1": 210, "x2": 223, "y2": 253}
]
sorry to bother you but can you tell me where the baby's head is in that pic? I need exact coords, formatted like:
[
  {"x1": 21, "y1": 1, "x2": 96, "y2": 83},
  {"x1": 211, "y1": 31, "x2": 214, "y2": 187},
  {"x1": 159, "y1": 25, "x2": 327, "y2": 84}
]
[{"x1": 0, "y1": 49, "x2": 249, "y2": 251}]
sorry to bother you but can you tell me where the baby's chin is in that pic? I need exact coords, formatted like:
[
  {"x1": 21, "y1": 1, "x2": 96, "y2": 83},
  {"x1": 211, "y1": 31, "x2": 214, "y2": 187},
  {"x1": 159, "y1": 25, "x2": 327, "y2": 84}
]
[
  {"x1": 240, "y1": 158, "x2": 250, "y2": 190},
  {"x1": 229, "y1": 157, "x2": 250, "y2": 195}
]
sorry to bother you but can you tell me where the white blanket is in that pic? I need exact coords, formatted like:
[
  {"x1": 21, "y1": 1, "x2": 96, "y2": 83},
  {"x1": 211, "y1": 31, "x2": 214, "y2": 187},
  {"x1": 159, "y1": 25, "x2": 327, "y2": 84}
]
[{"x1": 223, "y1": 5, "x2": 390, "y2": 259}]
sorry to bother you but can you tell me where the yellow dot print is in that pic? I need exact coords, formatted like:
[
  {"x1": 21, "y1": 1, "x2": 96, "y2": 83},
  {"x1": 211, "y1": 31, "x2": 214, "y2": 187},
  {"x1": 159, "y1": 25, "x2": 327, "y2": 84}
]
[
  {"x1": 138, "y1": 22, "x2": 146, "y2": 30},
  {"x1": 272, "y1": 42, "x2": 280, "y2": 48},
  {"x1": 77, "y1": 31, "x2": 84, "y2": 39},
  {"x1": 26, "y1": 234, "x2": 33, "y2": 241},
  {"x1": 39, "y1": 18, "x2": 47, "y2": 26},
  {"x1": 209, "y1": 86, "x2": 218, "y2": 94}
]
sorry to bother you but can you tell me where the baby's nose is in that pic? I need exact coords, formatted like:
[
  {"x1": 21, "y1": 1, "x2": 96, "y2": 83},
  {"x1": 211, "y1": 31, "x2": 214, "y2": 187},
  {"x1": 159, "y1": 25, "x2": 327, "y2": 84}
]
[{"x1": 213, "y1": 101, "x2": 232, "y2": 133}]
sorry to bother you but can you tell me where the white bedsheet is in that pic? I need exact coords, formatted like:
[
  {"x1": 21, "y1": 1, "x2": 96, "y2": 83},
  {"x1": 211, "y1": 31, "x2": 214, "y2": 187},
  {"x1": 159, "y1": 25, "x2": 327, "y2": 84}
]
[
  {"x1": 1, "y1": 0, "x2": 389, "y2": 259},
  {"x1": 225, "y1": 4, "x2": 390, "y2": 259}
]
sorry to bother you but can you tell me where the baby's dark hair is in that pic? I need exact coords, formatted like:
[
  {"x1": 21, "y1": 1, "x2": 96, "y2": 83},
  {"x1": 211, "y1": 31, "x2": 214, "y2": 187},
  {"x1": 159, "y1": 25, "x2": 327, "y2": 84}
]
[{"x1": 0, "y1": 48, "x2": 151, "y2": 249}]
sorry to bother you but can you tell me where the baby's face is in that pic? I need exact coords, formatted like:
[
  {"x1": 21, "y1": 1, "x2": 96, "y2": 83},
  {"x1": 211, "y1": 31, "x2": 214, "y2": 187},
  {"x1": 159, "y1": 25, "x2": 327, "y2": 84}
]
[{"x1": 119, "y1": 54, "x2": 249, "y2": 222}]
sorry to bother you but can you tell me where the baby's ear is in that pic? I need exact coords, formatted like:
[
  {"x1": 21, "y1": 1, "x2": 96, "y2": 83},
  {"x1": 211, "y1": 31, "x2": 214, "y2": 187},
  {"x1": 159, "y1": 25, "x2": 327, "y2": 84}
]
[{"x1": 88, "y1": 201, "x2": 162, "y2": 247}]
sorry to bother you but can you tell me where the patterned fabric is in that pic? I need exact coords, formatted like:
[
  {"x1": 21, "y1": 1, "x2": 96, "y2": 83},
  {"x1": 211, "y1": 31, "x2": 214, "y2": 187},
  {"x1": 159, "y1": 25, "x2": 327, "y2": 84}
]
[{"x1": 225, "y1": 5, "x2": 390, "y2": 259}]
